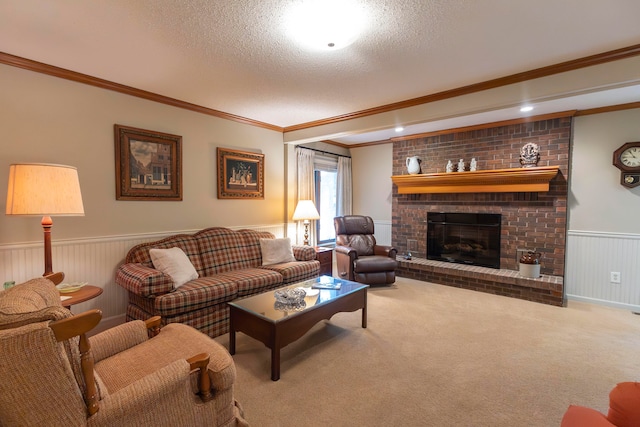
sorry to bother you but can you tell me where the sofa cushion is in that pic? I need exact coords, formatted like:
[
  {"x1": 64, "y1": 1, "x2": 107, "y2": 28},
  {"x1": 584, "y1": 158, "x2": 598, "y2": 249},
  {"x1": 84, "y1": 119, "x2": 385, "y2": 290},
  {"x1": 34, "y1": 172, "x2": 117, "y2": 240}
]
[
  {"x1": 260, "y1": 238, "x2": 296, "y2": 265},
  {"x1": 126, "y1": 234, "x2": 204, "y2": 275},
  {"x1": 260, "y1": 260, "x2": 320, "y2": 284},
  {"x1": 153, "y1": 277, "x2": 238, "y2": 317},
  {"x1": 215, "y1": 268, "x2": 283, "y2": 297},
  {"x1": 195, "y1": 228, "x2": 269, "y2": 275},
  {"x1": 150, "y1": 247, "x2": 199, "y2": 288}
]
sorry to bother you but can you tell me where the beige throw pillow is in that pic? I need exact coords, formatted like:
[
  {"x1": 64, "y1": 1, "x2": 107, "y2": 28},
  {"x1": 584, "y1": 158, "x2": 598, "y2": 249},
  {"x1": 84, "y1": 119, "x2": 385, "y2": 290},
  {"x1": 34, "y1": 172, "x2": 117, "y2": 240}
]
[
  {"x1": 260, "y1": 238, "x2": 296, "y2": 265},
  {"x1": 149, "y1": 247, "x2": 199, "y2": 288}
]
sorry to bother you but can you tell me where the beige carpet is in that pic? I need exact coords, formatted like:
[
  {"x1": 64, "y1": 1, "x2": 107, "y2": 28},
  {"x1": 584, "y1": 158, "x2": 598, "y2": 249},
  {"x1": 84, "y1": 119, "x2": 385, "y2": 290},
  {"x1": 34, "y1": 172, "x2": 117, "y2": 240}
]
[{"x1": 216, "y1": 277, "x2": 640, "y2": 427}]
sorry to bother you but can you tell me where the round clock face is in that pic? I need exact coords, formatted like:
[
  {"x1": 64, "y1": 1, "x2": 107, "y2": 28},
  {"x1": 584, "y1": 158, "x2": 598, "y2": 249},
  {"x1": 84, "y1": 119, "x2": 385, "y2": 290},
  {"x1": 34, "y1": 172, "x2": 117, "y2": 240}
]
[{"x1": 621, "y1": 146, "x2": 640, "y2": 168}]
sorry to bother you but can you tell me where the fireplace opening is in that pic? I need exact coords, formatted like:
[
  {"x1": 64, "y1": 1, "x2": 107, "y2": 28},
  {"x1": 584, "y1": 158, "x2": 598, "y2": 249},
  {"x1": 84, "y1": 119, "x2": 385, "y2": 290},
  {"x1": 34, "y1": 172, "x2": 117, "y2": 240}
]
[{"x1": 427, "y1": 212, "x2": 501, "y2": 269}]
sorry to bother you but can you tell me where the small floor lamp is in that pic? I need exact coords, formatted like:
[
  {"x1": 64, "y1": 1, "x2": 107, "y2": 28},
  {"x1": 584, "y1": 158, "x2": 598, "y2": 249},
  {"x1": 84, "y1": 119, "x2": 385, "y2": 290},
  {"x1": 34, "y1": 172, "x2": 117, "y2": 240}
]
[
  {"x1": 6, "y1": 163, "x2": 85, "y2": 276},
  {"x1": 292, "y1": 199, "x2": 320, "y2": 246}
]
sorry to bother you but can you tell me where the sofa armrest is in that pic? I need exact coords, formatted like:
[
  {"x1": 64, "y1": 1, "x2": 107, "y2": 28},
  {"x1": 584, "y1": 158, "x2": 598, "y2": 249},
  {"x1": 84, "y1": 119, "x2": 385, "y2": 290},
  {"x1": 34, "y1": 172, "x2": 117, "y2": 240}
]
[
  {"x1": 292, "y1": 245, "x2": 316, "y2": 261},
  {"x1": 115, "y1": 263, "x2": 173, "y2": 297},
  {"x1": 89, "y1": 320, "x2": 150, "y2": 363},
  {"x1": 374, "y1": 245, "x2": 398, "y2": 259}
]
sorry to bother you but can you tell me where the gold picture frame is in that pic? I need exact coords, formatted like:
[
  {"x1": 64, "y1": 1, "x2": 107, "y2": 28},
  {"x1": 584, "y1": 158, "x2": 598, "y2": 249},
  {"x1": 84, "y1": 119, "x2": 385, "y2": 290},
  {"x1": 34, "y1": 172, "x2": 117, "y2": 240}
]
[
  {"x1": 114, "y1": 124, "x2": 182, "y2": 201},
  {"x1": 217, "y1": 147, "x2": 264, "y2": 199}
]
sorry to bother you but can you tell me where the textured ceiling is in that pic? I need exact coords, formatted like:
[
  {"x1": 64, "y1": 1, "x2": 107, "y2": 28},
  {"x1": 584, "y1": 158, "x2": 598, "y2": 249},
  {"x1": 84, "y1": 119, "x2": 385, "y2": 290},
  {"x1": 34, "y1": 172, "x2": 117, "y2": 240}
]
[{"x1": 1, "y1": 0, "x2": 640, "y2": 142}]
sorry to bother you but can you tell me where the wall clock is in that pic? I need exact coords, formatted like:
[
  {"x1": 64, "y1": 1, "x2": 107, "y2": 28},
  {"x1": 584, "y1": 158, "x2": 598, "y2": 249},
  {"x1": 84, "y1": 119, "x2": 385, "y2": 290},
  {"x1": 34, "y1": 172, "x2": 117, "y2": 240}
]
[{"x1": 613, "y1": 142, "x2": 640, "y2": 188}]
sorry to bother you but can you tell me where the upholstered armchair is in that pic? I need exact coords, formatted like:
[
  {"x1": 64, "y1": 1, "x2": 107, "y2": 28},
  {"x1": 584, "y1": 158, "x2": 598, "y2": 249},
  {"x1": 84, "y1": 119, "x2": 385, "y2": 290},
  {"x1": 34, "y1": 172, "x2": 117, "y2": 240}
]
[
  {"x1": 0, "y1": 276, "x2": 247, "y2": 427},
  {"x1": 334, "y1": 215, "x2": 398, "y2": 285}
]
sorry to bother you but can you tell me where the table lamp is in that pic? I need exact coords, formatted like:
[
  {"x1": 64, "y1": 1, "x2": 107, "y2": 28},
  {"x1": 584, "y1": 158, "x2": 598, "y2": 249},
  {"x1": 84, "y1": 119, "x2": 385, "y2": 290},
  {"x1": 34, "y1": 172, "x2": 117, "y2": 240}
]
[
  {"x1": 292, "y1": 200, "x2": 320, "y2": 246},
  {"x1": 6, "y1": 163, "x2": 85, "y2": 276}
]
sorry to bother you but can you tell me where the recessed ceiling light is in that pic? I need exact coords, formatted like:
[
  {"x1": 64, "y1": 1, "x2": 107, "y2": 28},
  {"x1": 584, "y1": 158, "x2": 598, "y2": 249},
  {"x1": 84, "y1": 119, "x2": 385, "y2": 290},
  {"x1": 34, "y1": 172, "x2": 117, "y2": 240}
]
[
  {"x1": 520, "y1": 105, "x2": 534, "y2": 112},
  {"x1": 395, "y1": 126, "x2": 404, "y2": 132},
  {"x1": 284, "y1": 0, "x2": 367, "y2": 51}
]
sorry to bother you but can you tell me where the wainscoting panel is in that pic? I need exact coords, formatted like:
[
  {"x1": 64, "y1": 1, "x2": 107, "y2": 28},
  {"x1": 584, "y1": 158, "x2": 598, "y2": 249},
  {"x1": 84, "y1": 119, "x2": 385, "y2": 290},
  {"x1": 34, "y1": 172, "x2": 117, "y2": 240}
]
[
  {"x1": 373, "y1": 220, "x2": 392, "y2": 246},
  {"x1": 0, "y1": 224, "x2": 286, "y2": 324},
  {"x1": 566, "y1": 230, "x2": 640, "y2": 311}
]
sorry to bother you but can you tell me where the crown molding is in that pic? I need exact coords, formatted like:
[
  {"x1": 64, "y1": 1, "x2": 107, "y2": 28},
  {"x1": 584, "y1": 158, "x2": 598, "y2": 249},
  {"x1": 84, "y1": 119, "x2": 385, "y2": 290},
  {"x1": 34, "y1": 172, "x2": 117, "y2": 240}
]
[
  {"x1": 0, "y1": 51, "x2": 283, "y2": 132},
  {"x1": 284, "y1": 43, "x2": 640, "y2": 133}
]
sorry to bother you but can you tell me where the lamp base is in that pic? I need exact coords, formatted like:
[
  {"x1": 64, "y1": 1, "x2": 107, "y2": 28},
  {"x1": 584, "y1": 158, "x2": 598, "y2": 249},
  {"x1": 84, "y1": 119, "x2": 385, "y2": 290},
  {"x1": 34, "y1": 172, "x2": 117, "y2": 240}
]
[
  {"x1": 42, "y1": 215, "x2": 53, "y2": 276},
  {"x1": 303, "y1": 221, "x2": 310, "y2": 246}
]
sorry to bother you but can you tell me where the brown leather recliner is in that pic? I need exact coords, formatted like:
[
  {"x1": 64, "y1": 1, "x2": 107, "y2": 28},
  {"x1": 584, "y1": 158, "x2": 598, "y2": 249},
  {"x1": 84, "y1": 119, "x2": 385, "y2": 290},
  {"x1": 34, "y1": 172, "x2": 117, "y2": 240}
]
[{"x1": 334, "y1": 215, "x2": 398, "y2": 285}]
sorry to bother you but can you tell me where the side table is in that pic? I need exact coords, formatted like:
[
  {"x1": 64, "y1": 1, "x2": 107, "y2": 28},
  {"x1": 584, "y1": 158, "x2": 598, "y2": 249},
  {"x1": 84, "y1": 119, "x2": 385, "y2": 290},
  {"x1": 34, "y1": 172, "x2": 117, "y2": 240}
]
[
  {"x1": 61, "y1": 285, "x2": 103, "y2": 309},
  {"x1": 314, "y1": 246, "x2": 333, "y2": 276}
]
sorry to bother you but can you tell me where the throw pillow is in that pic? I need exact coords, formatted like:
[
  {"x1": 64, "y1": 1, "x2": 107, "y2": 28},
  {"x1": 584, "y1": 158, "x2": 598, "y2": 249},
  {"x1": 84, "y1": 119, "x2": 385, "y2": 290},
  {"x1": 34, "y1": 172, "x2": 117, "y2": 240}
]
[
  {"x1": 260, "y1": 238, "x2": 296, "y2": 265},
  {"x1": 149, "y1": 247, "x2": 199, "y2": 288}
]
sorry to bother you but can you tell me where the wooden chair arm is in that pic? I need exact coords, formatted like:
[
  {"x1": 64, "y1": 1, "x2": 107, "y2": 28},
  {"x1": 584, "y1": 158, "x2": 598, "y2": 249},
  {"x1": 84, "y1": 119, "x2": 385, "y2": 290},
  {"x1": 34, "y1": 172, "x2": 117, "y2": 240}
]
[
  {"x1": 50, "y1": 309, "x2": 102, "y2": 341},
  {"x1": 187, "y1": 353, "x2": 212, "y2": 402},
  {"x1": 49, "y1": 309, "x2": 102, "y2": 416},
  {"x1": 144, "y1": 315, "x2": 162, "y2": 337}
]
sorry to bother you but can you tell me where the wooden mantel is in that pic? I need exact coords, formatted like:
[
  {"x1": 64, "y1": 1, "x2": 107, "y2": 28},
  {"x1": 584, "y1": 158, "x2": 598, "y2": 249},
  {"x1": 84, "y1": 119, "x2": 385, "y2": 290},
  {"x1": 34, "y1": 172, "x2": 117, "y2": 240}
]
[{"x1": 391, "y1": 166, "x2": 560, "y2": 194}]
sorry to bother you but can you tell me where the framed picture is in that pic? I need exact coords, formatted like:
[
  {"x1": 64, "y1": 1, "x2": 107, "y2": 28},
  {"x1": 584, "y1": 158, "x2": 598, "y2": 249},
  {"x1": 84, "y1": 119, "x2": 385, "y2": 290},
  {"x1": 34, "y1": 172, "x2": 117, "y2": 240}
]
[
  {"x1": 217, "y1": 147, "x2": 264, "y2": 199},
  {"x1": 114, "y1": 124, "x2": 182, "y2": 201}
]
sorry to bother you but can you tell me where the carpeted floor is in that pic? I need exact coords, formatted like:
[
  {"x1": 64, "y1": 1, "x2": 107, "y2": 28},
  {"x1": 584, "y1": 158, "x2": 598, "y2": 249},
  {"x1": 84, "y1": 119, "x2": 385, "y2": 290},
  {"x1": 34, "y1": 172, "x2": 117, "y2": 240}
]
[{"x1": 216, "y1": 277, "x2": 640, "y2": 427}]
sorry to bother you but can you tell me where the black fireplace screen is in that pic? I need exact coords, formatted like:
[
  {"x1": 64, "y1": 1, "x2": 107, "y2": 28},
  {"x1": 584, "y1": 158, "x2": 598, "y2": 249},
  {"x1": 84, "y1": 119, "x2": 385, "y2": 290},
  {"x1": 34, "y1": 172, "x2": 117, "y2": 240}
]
[{"x1": 427, "y1": 213, "x2": 501, "y2": 269}]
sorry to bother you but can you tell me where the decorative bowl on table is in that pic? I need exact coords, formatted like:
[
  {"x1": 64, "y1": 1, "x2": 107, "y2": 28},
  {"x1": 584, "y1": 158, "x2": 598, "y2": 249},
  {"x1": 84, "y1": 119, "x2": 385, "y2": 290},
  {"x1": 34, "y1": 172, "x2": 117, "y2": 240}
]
[
  {"x1": 274, "y1": 288, "x2": 306, "y2": 311},
  {"x1": 56, "y1": 282, "x2": 87, "y2": 293}
]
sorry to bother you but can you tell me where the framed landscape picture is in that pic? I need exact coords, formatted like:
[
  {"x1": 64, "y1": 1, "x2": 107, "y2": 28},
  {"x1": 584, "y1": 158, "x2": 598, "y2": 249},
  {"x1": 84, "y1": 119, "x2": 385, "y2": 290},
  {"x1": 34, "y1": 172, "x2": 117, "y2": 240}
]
[
  {"x1": 114, "y1": 124, "x2": 182, "y2": 201},
  {"x1": 217, "y1": 147, "x2": 264, "y2": 199}
]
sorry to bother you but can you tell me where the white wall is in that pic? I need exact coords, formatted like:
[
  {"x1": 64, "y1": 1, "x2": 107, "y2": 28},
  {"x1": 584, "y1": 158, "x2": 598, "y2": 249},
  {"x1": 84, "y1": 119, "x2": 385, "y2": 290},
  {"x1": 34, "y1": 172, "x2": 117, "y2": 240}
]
[
  {"x1": 566, "y1": 109, "x2": 640, "y2": 310},
  {"x1": 569, "y1": 109, "x2": 640, "y2": 233},
  {"x1": 350, "y1": 143, "x2": 393, "y2": 220},
  {"x1": 0, "y1": 64, "x2": 285, "y2": 245}
]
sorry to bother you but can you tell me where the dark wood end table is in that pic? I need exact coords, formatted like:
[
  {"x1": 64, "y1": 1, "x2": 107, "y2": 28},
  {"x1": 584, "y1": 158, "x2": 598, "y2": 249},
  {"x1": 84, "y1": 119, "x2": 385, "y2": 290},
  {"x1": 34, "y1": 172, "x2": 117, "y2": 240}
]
[{"x1": 314, "y1": 246, "x2": 333, "y2": 276}]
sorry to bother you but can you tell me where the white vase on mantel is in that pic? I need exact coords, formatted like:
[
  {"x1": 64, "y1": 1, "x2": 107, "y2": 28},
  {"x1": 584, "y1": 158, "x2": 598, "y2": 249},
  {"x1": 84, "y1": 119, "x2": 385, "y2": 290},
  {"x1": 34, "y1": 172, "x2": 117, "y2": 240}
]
[{"x1": 406, "y1": 156, "x2": 422, "y2": 174}]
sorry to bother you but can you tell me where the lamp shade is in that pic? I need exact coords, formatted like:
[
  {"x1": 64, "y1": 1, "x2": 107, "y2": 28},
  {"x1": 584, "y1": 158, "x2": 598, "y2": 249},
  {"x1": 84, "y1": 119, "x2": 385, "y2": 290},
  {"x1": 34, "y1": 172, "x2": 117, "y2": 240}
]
[
  {"x1": 6, "y1": 163, "x2": 85, "y2": 216},
  {"x1": 292, "y1": 200, "x2": 320, "y2": 221}
]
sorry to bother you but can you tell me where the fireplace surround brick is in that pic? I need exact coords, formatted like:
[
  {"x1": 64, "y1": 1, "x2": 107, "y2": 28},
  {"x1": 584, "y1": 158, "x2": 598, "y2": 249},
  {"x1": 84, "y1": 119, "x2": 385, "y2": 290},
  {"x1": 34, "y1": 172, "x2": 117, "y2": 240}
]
[{"x1": 391, "y1": 117, "x2": 570, "y2": 306}]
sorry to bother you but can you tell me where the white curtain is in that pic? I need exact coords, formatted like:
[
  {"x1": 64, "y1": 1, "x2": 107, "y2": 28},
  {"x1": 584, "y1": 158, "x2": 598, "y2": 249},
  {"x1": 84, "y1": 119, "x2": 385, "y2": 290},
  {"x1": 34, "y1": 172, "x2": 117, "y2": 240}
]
[
  {"x1": 337, "y1": 155, "x2": 352, "y2": 216},
  {"x1": 296, "y1": 147, "x2": 317, "y2": 245}
]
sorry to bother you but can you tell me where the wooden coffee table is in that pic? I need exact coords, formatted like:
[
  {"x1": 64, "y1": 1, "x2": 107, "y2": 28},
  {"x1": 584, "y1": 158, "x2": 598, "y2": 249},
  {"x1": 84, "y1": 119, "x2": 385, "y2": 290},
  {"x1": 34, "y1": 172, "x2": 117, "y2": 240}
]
[{"x1": 228, "y1": 276, "x2": 368, "y2": 381}]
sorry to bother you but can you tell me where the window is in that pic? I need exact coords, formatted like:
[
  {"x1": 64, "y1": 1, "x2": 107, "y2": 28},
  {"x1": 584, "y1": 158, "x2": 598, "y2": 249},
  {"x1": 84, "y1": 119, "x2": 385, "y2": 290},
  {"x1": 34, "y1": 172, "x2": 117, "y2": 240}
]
[{"x1": 314, "y1": 154, "x2": 338, "y2": 244}]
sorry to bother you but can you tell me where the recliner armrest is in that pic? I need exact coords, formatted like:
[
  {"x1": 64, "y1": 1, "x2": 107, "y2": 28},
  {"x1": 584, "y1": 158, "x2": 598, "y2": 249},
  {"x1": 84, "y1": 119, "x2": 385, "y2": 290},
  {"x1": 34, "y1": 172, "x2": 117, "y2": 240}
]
[
  {"x1": 374, "y1": 245, "x2": 398, "y2": 259},
  {"x1": 334, "y1": 245, "x2": 357, "y2": 257}
]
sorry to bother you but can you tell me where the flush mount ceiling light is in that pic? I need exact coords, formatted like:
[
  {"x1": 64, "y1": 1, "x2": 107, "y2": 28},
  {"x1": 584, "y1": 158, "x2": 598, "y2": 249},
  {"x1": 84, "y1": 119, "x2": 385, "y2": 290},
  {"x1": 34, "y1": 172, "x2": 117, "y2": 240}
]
[
  {"x1": 395, "y1": 126, "x2": 404, "y2": 132},
  {"x1": 284, "y1": 0, "x2": 367, "y2": 51},
  {"x1": 520, "y1": 105, "x2": 534, "y2": 112}
]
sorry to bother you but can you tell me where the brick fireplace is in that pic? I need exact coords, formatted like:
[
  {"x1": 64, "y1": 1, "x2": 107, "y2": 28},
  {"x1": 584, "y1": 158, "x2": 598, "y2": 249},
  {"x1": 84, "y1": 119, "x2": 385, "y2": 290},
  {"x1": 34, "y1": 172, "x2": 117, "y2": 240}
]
[{"x1": 391, "y1": 116, "x2": 570, "y2": 306}]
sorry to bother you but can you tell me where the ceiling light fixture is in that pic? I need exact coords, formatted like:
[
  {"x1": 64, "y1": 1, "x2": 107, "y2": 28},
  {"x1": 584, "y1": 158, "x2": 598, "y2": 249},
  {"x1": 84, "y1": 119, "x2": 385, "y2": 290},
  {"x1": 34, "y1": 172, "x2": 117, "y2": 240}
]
[
  {"x1": 395, "y1": 126, "x2": 404, "y2": 132},
  {"x1": 520, "y1": 105, "x2": 534, "y2": 112},
  {"x1": 285, "y1": 0, "x2": 367, "y2": 51}
]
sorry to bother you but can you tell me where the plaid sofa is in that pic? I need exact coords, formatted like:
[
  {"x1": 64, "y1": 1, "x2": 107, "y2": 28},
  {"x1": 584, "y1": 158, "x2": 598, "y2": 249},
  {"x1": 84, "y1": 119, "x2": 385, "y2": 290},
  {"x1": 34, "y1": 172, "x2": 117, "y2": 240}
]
[{"x1": 116, "y1": 227, "x2": 320, "y2": 338}]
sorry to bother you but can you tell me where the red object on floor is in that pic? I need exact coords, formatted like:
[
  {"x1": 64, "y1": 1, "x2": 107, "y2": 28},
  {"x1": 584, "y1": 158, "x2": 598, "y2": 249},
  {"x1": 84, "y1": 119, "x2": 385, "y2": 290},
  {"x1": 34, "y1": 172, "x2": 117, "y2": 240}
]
[{"x1": 561, "y1": 382, "x2": 640, "y2": 427}]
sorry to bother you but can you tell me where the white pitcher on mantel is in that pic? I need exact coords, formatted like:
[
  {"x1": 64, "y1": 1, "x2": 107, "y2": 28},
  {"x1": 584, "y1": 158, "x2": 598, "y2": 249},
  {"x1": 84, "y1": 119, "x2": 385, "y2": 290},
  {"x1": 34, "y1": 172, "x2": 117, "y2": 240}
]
[{"x1": 406, "y1": 156, "x2": 422, "y2": 174}]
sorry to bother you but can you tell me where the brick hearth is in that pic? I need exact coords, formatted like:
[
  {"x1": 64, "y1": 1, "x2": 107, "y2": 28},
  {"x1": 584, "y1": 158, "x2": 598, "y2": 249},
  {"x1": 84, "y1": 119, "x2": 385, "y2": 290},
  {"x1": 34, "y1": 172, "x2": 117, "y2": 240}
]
[
  {"x1": 396, "y1": 257, "x2": 564, "y2": 307},
  {"x1": 391, "y1": 116, "x2": 570, "y2": 306}
]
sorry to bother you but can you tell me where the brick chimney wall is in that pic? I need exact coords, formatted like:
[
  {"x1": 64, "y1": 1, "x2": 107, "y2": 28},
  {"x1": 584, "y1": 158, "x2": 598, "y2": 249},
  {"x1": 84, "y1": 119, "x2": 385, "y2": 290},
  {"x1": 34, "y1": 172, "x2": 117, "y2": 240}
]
[{"x1": 392, "y1": 116, "x2": 570, "y2": 277}]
